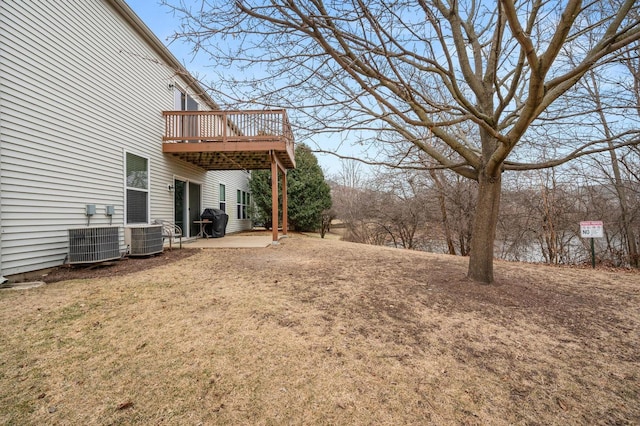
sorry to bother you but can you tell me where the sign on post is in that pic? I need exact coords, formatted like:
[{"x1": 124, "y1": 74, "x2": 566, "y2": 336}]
[
  {"x1": 580, "y1": 221, "x2": 603, "y2": 268},
  {"x1": 580, "y1": 221, "x2": 604, "y2": 238}
]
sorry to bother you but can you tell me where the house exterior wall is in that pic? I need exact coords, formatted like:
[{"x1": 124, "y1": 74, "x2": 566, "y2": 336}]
[
  {"x1": 0, "y1": 1, "x2": 252, "y2": 278},
  {"x1": 205, "y1": 170, "x2": 253, "y2": 233}
]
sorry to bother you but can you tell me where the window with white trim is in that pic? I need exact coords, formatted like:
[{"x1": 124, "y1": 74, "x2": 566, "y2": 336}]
[
  {"x1": 219, "y1": 184, "x2": 226, "y2": 212},
  {"x1": 126, "y1": 152, "x2": 149, "y2": 224},
  {"x1": 237, "y1": 190, "x2": 250, "y2": 219}
]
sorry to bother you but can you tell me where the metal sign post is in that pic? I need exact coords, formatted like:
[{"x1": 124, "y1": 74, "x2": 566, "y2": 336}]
[{"x1": 580, "y1": 221, "x2": 604, "y2": 268}]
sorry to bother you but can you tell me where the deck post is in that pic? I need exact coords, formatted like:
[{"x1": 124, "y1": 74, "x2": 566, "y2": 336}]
[
  {"x1": 281, "y1": 169, "x2": 288, "y2": 237},
  {"x1": 271, "y1": 152, "x2": 279, "y2": 244}
]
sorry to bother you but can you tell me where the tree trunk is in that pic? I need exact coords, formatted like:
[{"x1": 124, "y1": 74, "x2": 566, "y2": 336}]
[{"x1": 467, "y1": 170, "x2": 502, "y2": 284}]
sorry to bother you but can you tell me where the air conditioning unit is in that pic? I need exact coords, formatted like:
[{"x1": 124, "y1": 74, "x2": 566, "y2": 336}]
[
  {"x1": 68, "y1": 227, "x2": 121, "y2": 264},
  {"x1": 125, "y1": 225, "x2": 163, "y2": 256}
]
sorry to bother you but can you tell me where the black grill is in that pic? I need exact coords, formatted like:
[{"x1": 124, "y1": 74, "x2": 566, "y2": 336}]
[{"x1": 201, "y1": 208, "x2": 229, "y2": 238}]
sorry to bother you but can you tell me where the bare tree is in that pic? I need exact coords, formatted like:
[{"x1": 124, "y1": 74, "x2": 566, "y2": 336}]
[
  {"x1": 330, "y1": 160, "x2": 382, "y2": 245},
  {"x1": 320, "y1": 207, "x2": 335, "y2": 238},
  {"x1": 584, "y1": 70, "x2": 639, "y2": 266},
  {"x1": 496, "y1": 176, "x2": 538, "y2": 262},
  {"x1": 533, "y1": 169, "x2": 583, "y2": 264},
  {"x1": 165, "y1": 0, "x2": 640, "y2": 283},
  {"x1": 369, "y1": 170, "x2": 435, "y2": 250},
  {"x1": 429, "y1": 169, "x2": 457, "y2": 255},
  {"x1": 432, "y1": 171, "x2": 476, "y2": 256},
  {"x1": 620, "y1": 37, "x2": 640, "y2": 116},
  {"x1": 331, "y1": 166, "x2": 432, "y2": 249}
]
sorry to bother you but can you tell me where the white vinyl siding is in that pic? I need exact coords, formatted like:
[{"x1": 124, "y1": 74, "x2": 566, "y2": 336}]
[
  {"x1": 0, "y1": 1, "x2": 252, "y2": 276},
  {"x1": 209, "y1": 170, "x2": 252, "y2": 233}
]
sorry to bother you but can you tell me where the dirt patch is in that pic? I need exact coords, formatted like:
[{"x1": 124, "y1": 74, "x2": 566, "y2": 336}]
[
  {"x1": 1, "y1": 235, "x2": 639, "y2": 425},
  {"x1": 42, "y1": 248, "x2": 199, "y2": 284}
]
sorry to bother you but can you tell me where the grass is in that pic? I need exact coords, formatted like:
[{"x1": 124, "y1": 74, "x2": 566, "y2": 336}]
[{"x1": 0, "y1": 235, "x2": 639, "y2": 425}]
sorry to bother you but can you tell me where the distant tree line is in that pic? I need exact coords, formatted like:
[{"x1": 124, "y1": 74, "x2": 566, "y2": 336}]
[{"x1": 331, "y1": 158, "x2": 640, "y2": 268}]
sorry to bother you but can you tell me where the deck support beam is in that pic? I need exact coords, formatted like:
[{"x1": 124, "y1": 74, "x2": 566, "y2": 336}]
[
  {"x1": 270, "y1": 151, "x2": 288, "y2": 244},
  {"x1": 281, "y1": 168, "x2": 288, "y2": 238}
]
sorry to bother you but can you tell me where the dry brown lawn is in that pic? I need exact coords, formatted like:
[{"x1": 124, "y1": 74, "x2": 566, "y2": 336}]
[{"x1": 1, "y1": 234, "x2": 639, "y2": 425}]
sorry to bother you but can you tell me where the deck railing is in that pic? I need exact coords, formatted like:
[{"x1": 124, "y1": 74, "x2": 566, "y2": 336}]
[{"x1": 163, "y1": 109, "x2": 294, "y2": 153}]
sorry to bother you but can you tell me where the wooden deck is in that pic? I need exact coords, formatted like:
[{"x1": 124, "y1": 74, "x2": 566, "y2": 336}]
[{"x1": 162, "y1": 109, "x2": 295, "y2": 170}]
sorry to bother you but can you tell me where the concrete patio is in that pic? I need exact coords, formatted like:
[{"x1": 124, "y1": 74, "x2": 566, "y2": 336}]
[{"x1": 182, "y1": 232, "x2": 283, "y2": 249}]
